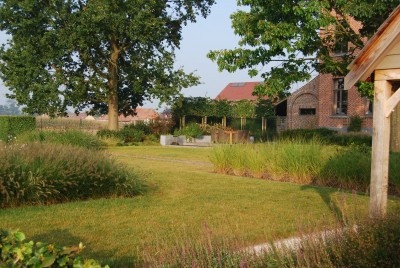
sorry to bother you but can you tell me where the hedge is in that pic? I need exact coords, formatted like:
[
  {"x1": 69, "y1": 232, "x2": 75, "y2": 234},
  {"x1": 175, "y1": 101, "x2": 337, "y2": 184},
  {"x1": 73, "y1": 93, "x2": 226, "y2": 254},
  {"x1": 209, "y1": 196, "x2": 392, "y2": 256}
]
[{"x1": 0, "y1": 116, "x2": 36, "y2": 141}]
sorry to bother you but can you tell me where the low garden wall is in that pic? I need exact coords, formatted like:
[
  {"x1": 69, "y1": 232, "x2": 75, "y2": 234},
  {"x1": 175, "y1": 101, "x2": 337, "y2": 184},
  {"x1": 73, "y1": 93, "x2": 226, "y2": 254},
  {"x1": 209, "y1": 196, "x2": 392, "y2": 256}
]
[{"x1": 160, "y1": 133, "x2": 254, "y2": 146}]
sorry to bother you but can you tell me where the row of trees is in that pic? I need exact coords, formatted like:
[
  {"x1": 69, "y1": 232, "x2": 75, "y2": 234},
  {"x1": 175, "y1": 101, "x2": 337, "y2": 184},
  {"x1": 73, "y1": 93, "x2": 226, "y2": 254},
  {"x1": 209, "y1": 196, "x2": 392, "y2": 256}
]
[{"x1": 172, "y1": 97, "x2": 274, "y2": 119}]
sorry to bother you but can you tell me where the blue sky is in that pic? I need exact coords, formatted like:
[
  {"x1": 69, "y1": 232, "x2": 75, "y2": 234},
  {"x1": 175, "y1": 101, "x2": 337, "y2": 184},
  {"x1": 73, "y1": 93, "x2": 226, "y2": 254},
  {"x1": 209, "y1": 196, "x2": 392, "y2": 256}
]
[{"x1": 0, "y1": 2, "x2": 268, "y2": 109}]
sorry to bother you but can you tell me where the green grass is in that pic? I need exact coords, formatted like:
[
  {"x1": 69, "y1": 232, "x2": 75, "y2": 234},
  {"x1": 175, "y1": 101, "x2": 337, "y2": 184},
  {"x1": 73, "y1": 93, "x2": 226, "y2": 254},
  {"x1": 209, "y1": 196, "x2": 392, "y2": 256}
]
[{"x1": 1, "y1": 146, "x2": 399, "y2": 266}]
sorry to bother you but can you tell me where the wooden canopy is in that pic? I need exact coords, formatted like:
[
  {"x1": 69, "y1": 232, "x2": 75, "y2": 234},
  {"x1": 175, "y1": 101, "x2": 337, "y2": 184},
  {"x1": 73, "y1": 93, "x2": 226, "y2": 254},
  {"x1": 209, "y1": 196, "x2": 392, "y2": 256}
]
[
  {"x1": 346, "y1": 5, "x2": 400, "y2": 90},
  {"x1": 345, "y1": 4, "x2": 400, "y2": 219}
]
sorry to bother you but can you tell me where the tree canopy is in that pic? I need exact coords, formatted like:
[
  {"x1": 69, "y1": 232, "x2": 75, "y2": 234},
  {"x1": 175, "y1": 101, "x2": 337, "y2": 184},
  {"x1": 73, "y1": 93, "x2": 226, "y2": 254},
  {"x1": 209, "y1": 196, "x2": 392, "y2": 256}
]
[
  {"x1": 172, "y1": 97, "x2": 274, "y2": 119},
  {"x1": 208, "y1": 0, "x2": 399, "y2": 98},
  {"x1": 0, "y1": 0, "x2": 215, "y2": 129}
]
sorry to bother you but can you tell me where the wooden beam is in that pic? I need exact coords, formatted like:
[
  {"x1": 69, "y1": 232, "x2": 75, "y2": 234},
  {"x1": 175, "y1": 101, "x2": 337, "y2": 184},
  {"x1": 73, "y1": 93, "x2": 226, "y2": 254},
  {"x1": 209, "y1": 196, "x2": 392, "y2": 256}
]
[
  {"x1": 385, "y1": 87, "x2": 400, "y2": 117},
  {"x1": 370, "y1": 80, "x2": 392, "y2": 219},
  {"x1": 345, "y1": 6, "x2": 400, "y2": 89},
  {"x1": 375, "y1": 69, "x2": 400, "y2": 81}
]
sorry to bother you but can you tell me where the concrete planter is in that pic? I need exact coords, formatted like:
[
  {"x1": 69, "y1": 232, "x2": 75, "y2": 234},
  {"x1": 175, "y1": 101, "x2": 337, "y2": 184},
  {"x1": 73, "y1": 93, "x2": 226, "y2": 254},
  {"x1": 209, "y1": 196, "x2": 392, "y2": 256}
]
[{"x1": 160, "y1": 135, "x2": 211, "y2": 146}]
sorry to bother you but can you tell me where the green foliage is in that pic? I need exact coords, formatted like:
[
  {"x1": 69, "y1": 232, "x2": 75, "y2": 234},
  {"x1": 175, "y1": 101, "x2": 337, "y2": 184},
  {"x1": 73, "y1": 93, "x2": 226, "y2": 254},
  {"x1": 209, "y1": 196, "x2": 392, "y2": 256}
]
[
  {"x1": 0, "y1": 229, "x2": 108, "y2": 267},
  {"x1": 0, "y1": 1, "x2": 214, "y2": 129},
  {"x1": 148, "y1": 116, "x2": 175, "y2": 136},
  {"x1": 232, "y1": 99, "x2": 256, "y2": 118},
  {"x1": 119, "y1": 127, "x2": 145, "y2": 144},
  {"x1": 348, "y1": 116, "x2": 363, "y2": 132},
  {"x1": 174, "y1": 123, "x2": 204, "y2": 139},
  {"x1": 208, "y1": 1, "x2": 399, "y2": 97},
  {"x1": 210, "y1": 141, "x2": 400, "y2": 193},
  {"x1": 0, "y1": 143, "x2": 143, "y2": 207},
  {"x1": 357, "y1": 81, "x2": 374, "y2": 100},
  {"x1": 0, "y1": 116, "x2": 35, "y2": 142},
  {"x1": 279, "y1": 128, "x2": 372, "y2": 146},
  {"x1": 18, "y1": 130, "x2": 104, "y2": 149},
  {"x1": 172, "y1": 97, "x2": 274, "y2": 120},
  {"x1": 96, "y1": 129, "x2": 120, "y2": 139}
]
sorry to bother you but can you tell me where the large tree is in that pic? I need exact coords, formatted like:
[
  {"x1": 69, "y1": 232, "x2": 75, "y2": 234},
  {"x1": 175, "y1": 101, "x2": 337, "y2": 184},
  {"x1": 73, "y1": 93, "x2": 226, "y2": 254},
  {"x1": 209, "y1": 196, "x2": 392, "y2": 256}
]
[
  {"x1": 0, "y1": 0, "x2": 214, "y2": 130},
  {"x1": 208, "y1": 0, "x2": 399, "y2": 98}
]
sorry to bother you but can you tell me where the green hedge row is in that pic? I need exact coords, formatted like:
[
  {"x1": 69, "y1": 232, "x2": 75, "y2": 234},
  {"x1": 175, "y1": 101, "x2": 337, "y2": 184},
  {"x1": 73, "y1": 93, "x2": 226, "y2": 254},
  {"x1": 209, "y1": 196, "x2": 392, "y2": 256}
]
[{"x1": 0, "y1": 116, "x2": 36, "y2": 141}]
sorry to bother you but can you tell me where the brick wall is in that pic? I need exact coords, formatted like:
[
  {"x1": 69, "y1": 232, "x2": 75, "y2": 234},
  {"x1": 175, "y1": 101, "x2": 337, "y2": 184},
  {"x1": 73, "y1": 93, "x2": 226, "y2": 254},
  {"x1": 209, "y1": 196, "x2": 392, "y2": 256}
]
[
  {"x1": 288, "y1": 73, "x2": 373, "y2": 132},
  {"x1": 287, "y1": 76, "x2": 319, "y2": 129}
]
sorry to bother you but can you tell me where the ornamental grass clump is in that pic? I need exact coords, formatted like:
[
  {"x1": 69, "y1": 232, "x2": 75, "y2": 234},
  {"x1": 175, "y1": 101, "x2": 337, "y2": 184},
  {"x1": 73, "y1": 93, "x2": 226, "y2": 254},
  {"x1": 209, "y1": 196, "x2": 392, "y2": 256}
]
[
  {"x1": 210, "y1": 140, "x2": 400, "y2": 193},
  {"x1": 17, "y1": 129, "x2": 104, "y2": 149},
  {"x1": 210, "y1": 140, "x2": 327, "y2": 184},
  {"x1": 0, "y1": 143, "x2": 142, "y2": 207}
]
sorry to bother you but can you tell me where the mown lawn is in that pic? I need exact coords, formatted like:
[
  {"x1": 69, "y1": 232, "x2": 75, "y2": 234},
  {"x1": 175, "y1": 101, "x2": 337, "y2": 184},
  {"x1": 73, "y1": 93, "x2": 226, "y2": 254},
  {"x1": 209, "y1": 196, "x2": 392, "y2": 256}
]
[{"x1": 1, "y1": 145, "x2": 399, "y2": 266}]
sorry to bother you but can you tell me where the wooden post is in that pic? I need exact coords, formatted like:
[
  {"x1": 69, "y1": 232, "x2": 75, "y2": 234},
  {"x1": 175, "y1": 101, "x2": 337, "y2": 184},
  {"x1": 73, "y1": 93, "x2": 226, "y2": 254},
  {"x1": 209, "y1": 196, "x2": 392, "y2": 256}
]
[
  {"x1": 222, "y1": 116, "x2": 226, "y2": 128},
  {"x1": 390, "y1": 103, "x2": 400, "y2": 152},
  {"x1": 261, "y1": 116, "x2": 267, "y2": 134},
  {"x1": 370, "y1": 79, "x2": 392, "y2": 219}
]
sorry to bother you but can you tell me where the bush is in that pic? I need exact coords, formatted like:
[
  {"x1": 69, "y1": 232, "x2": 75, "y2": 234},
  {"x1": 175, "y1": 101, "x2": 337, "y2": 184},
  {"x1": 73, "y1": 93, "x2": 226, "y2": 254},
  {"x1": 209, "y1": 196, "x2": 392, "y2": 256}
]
[
  {"x1": 148, "y1": 116, "x2": 175, "y2": 136},
  {"x1": 348, "y1": 115, "x2": 363, "y2": 132},
  {"x1": 0, "y1": 229, "x2": 108, "y2": 267},
  {"x1": 119, "y1": 126, "x2": 145, "y2": 143},
  {"x1": 0, "y1": 143, "x2": 143, "y2": 207},
  {"x1": 174, "y1": 123, "x2": 204, "y2": 139},
  {"x1": 18, "y1": 130, "x2": 104, "y2": 149},
  {"x1": 0, "y1": 116, "x2": 35, "y2": 142}
]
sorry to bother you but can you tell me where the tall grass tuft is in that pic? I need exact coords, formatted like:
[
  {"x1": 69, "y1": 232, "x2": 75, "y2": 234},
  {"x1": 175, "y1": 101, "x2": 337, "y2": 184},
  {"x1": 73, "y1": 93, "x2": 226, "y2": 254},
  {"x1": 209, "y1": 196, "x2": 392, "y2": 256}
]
[
  {"x1": 210, "y1": 140, "x2": 328, "y2": 184},
  {"x1": 210, "y1": 140, "x2": 400, "y2": 193},
  {"x1": 17, "y1": 130, "x2": 104, "y2": 149},
  {"x1": 0, "y1": 143, "x2": 143, "y2": 207}
]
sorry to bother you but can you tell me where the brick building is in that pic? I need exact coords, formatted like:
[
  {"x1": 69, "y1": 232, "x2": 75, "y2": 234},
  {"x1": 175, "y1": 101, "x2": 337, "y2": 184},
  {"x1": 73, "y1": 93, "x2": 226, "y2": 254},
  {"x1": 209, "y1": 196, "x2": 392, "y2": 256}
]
[
  {"x1": 285, "y1": 13, "x2": 373, "y2": 132},
  {"x1": 286, "y1": 74, "x2": 373, "y2": 132}
]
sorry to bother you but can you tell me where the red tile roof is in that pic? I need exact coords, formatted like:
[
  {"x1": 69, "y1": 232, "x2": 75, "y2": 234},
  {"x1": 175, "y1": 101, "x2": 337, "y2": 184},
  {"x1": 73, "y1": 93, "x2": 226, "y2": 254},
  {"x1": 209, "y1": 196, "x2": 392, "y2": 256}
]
[{"x1": 215, "y1": 82, "x2": 263, "y2": 101}]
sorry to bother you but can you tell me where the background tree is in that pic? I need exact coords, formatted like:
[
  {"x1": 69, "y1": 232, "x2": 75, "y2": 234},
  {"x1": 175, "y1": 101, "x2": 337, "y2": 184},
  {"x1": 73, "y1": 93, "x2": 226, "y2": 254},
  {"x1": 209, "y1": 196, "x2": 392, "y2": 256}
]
[
  {"x1": 208, "y1": 0, "x2": 399, "y2": 97},
  {"x1": 0, "y1": 0, "x2": 215, "y2": 130}
]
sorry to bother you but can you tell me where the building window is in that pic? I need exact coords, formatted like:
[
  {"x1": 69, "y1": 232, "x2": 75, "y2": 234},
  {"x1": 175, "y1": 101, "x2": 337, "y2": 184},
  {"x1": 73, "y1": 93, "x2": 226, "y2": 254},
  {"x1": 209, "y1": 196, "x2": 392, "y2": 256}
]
[
  {"x1": 333, "y1": 78, "x2": 347, "y2": 115},
  {"x1": 299, "y1": 108, "x2": 316, "y2": 115}
]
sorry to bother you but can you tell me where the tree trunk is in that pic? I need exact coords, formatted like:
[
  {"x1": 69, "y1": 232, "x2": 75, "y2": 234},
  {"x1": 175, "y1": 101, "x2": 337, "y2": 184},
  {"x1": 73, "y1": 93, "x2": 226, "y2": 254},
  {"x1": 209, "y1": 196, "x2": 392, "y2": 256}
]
[
  {"x1": 390, "y1": 104, "x2": 400, "y2": 152},
  {"x1": 107, "y1": 40, "x2": 120, "y2": 130}
]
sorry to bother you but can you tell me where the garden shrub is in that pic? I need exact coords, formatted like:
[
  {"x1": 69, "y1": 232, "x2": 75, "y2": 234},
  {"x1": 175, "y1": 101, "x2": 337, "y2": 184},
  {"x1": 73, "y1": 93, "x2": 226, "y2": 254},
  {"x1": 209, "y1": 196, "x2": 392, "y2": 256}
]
[
  {"x1": 18, "y1": 130, "x2": 104, "y2": 149},
  {"x1": 174, "y1": 123, "x2": 204, "y2": 139},
  {"x1": 0, "y1": 229, "x2": 108, "y2": 267},
  {"x1": 148, "y1": 116, "x2": 175, "y2": 136},
  {"x1": 119, "y1": 126, "x2": 145, "y2": 143},
  {"x1": 0, "y1": 143, "x2": 143, "y2": 207},
  {"x1": 0, "y1": 116, "x2": 35, "y2": 142},
  {"x1": 347, "y1": 115, "x2": 363, "y2": 132}
]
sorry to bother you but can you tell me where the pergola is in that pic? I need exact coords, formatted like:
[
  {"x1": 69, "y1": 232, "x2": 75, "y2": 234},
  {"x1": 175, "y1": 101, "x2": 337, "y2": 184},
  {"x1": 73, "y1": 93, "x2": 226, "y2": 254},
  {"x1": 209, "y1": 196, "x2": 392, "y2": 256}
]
[{"x1": 345, "y1": 5, "x2": 400, "y2": 219}]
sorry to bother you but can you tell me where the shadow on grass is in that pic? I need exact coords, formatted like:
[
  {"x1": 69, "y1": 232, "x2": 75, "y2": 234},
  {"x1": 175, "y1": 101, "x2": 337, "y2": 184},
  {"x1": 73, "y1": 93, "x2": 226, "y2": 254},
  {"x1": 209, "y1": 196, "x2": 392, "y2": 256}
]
[
  {"x1": 300, "y1": 185, "x2": 347, "y2": 222},
  {"x1": 29, "y1": 229, "x2": 142, "y2": 267}
]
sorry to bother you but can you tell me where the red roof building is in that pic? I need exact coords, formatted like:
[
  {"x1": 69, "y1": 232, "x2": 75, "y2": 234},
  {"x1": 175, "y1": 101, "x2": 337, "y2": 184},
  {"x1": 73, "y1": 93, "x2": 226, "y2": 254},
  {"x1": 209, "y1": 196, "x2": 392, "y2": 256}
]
[
  {"x1": 215, "y1": 82, "x2": 262, "y2": 101},
  {"x1": 97, "y1": 108, "x2": 158, "y2": 123}
]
